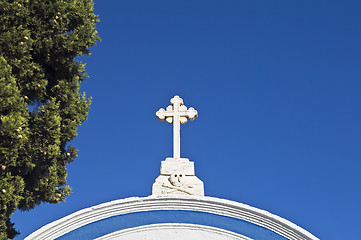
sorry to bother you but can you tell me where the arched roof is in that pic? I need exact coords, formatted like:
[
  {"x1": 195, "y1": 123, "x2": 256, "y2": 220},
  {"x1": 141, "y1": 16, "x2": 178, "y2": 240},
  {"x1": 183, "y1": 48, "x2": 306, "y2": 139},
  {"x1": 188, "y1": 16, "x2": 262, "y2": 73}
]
[{"x1": 25, "y1": 195, "x2": 319, "y2": 240}]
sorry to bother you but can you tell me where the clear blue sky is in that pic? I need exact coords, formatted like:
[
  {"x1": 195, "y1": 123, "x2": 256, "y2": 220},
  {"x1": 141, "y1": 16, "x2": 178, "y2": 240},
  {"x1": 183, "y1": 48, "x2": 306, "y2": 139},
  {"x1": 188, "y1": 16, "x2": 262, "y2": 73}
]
[{"x1": 13, "y1": 1, "x2": 361, "y2": 239}]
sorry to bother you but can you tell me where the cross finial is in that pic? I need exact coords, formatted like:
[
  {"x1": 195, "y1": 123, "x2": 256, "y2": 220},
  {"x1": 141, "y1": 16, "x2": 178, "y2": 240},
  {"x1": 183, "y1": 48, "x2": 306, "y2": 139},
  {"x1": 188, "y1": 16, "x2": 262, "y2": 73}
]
[{"x1": 156, "y1": 96, "x2": 198, "y2": 159}]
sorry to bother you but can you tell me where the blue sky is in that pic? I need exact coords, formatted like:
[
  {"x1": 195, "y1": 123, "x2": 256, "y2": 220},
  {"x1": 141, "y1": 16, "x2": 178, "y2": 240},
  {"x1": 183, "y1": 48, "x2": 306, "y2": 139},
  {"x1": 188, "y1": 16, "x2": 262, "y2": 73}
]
[{"x1": 13, "y1": 1, "x2": 361, "y2": 239}]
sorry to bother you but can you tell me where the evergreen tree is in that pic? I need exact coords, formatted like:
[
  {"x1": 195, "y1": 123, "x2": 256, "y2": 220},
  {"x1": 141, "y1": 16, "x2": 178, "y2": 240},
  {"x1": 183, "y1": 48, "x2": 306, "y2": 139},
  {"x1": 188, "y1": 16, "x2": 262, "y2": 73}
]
[{"x1": 0, "y1": 0, "x2": 99, "y2": 238}]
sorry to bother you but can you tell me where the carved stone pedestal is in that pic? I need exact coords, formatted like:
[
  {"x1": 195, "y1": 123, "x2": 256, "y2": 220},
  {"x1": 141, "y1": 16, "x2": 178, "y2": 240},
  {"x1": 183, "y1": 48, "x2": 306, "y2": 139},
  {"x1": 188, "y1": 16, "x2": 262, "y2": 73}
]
[{"x1": 152, "y1": 158, "x2": 204, "y2": 196}]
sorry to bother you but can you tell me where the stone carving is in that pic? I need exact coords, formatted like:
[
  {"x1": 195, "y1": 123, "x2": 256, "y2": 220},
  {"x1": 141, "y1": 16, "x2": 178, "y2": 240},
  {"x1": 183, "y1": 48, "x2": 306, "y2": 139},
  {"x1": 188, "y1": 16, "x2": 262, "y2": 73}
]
[
  {"x1": 161, "y1": 172, "x2": 194, "y2": 195},
  {"x1": 153, "y1": 96, "x2": 204, "y2": 196},
  {"x1": 156, "y1": 95, "x2": 198, "y2": 159},
  {"x1": 168, "y1": 172, "x2": 186, "y2": 187},
  {"x1": 153, "y1": 158, "x2": 204, "y2": 196}
]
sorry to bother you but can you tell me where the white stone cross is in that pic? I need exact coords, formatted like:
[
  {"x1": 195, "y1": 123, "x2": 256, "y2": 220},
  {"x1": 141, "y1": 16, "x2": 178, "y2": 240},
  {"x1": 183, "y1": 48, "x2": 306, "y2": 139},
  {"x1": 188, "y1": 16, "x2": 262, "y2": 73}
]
[{"x1": 156, "y1": 96, "x2": 198, "y2": 159}]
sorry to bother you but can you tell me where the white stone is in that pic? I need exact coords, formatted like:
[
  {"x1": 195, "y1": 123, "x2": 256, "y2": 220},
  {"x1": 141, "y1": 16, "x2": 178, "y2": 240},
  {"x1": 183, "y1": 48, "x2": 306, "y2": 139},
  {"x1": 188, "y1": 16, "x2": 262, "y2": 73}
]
[
  {"x1": 160, "y1": 158, "x2": 194, "y2": 175},
  {"x1": 154, "y1": 96, "x2": 204, "y2": 196},
  {"x1": 152, "y1": 158, "x2": 204, "y2": 196},
  {"x1": 156, "y1": 96, "x2": 198, "y2": 159},
  {"x1": 152, "y1": 174, "x2": 204, "y2": 196}
]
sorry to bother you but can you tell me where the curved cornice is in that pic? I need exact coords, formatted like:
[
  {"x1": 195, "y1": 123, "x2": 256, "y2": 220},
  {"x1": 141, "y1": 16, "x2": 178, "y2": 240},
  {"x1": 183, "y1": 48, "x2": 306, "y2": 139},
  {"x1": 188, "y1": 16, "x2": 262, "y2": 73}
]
[{"x1": 25, "y1": 195, "x2": 319, "y2": 240}]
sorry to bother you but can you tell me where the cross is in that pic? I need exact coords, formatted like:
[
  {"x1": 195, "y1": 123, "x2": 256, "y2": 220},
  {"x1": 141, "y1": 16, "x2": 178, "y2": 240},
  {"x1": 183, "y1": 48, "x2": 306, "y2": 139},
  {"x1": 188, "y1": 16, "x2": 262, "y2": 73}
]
[{"x1": 156, "y1": 96, "x2": 198, "y2": 159}]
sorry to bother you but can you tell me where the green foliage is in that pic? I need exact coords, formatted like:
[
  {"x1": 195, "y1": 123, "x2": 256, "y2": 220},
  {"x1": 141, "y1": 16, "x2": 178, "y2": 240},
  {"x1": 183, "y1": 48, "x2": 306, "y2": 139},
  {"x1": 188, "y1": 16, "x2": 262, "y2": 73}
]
[{"x1": 0, "y1": 0, "x2": 99, "y2": 238}]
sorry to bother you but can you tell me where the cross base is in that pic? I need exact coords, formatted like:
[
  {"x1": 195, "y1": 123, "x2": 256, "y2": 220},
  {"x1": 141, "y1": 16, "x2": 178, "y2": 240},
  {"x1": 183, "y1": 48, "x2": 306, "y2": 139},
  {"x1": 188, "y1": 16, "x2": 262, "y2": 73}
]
[
  {"x1": 152, "y1": 158, "x2": 204, "y2": 196},
  {"x1": 160, "y1": 158, "x2": 195, "y2": 175}
]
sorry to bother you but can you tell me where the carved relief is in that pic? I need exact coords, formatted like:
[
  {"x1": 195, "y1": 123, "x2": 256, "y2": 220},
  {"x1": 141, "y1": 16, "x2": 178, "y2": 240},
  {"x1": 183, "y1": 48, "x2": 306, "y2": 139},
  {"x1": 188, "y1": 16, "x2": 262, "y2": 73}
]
[
  {"x1": 153, "y1": 96, "x2": 203, "y2": 196},
  {"x1": 159, "y1": 172, "x2": 195, "y2": 195},
  {"x1": 168, "y1": 172, "x2": 186, "y2": 187}
]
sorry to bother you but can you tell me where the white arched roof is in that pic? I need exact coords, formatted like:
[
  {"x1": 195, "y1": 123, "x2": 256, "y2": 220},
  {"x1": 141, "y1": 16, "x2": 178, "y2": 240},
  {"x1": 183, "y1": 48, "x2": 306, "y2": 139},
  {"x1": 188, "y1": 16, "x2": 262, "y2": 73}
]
[{"x1": 25, "y1": 195, "x2": 319, "y2": 240}]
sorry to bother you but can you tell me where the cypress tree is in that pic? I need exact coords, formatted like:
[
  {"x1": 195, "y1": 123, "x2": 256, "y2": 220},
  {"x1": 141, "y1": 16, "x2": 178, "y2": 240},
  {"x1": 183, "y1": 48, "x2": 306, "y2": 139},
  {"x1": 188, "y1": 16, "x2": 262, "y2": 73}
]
[{"x1": 0, "y1": 1, "x2": 99, "y2": 238}]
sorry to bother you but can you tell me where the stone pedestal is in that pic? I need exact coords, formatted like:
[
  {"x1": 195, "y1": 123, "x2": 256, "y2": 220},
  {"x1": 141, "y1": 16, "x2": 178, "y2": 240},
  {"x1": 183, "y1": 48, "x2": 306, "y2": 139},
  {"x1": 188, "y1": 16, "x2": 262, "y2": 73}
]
[{"x1": 152, "y1": 158, "x2": 204, "y2": 196}]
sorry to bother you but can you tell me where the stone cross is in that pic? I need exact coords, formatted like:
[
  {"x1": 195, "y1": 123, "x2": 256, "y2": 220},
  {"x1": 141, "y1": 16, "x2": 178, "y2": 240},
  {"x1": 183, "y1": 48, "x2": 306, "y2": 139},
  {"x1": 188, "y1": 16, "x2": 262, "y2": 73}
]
[{"x1": 156, "y1": 96, "x2": 198, "y2": 159}]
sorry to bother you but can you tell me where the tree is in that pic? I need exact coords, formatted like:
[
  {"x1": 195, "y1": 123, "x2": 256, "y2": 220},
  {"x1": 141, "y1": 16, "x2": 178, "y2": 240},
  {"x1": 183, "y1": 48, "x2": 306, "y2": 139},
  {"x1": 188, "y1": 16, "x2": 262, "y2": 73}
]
[{"x1": 0, "y1": 0, "x2": 99, "y2": 238}]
